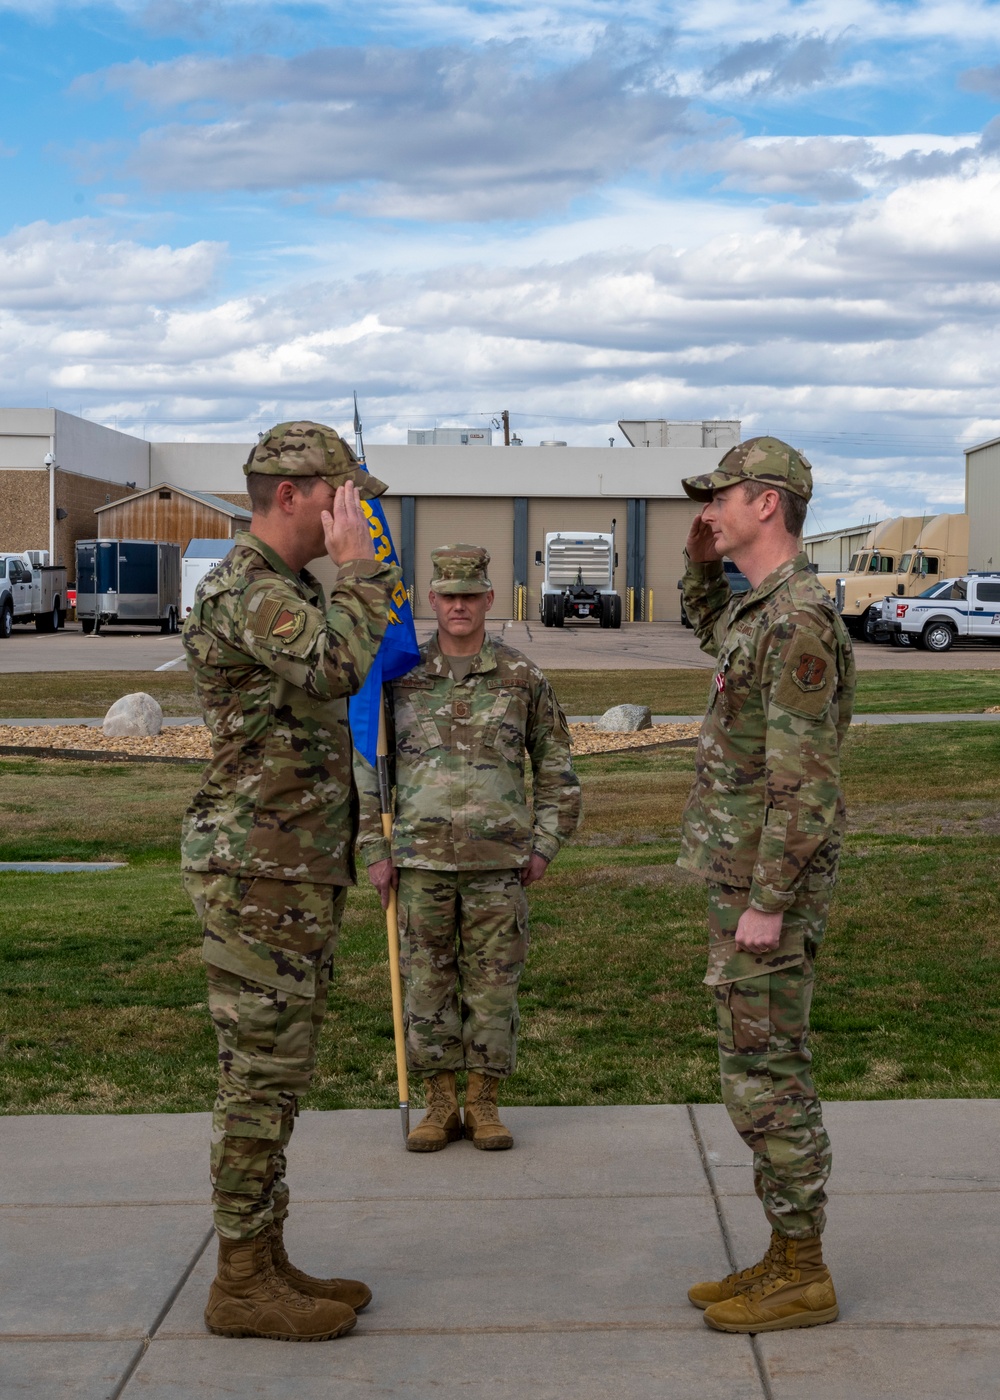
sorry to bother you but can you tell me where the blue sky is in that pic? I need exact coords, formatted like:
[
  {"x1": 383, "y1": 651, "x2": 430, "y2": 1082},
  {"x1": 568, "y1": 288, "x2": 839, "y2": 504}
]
[{"x1": 3, "y1": 1, "x2": 1000, "y2": 528}]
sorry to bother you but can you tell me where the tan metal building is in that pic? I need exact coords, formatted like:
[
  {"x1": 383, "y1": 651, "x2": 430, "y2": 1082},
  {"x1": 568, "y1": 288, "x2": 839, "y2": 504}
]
[{"x1": 965, "y1": 436, "x2": 1000, "y2": 570}]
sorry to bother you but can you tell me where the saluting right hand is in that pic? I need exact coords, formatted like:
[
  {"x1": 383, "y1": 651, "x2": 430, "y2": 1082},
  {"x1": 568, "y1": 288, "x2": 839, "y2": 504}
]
[
  {"x1": 322, "y1": 480, "x2": 377, "y2": 565},
  {"x1": 685, "y1": 512, "x2": 722, "y2": 564}
]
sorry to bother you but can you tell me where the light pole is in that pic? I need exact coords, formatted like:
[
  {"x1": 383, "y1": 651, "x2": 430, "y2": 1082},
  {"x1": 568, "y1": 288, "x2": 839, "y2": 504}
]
[{"x1": 43, "y1": 450, "x2": 56, "y2": 564}]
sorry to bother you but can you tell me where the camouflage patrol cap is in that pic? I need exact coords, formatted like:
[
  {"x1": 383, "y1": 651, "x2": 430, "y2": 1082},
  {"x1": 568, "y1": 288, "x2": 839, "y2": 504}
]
[
  {"x1": 244, "y1": 420, "x2": 387, "y2": 497},
  {"x1": 429, "y1": 544, "x2": 492, "y2": 595},
  {"x1": 682, "y1": 436, "x2": 813, "y2": 504}
]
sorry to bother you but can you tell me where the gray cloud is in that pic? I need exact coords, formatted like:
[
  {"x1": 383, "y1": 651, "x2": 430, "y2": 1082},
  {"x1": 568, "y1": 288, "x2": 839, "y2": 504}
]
[
  {"x1": 702, "y1": 31, "x2": 851, "y2": 96},
  {"x1": 959, "y1": 64, "x2": 1000, "y2": 98},
  {"x1": 77, "y1": 36, "x2": 691, "y2": 218}
]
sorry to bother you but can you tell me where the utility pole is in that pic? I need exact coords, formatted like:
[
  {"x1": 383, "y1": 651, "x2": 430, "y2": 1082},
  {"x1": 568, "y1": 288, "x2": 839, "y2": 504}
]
[{"x1": 502, "y1": 409, "x2": 510, "y2": 447}]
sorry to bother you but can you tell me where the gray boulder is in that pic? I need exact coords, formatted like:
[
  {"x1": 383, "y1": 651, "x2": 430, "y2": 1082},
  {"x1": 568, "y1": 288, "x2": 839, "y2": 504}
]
[
  {"x1": 103, "y1": 692, "x2": 164, "y2": 738},
  {"x1": 594, "y1": 704, "x2": 653, "y2": 732}
]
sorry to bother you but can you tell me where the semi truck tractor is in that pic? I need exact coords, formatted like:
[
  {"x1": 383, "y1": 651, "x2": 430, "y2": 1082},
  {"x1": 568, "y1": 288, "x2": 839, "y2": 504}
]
[
  {"x1": 0, "y1": 551, "x2": 68, "y2": 637},
  {"x1": 815, "y1": 517, "x2": 926, "y2": 639},
  {"x1": 75, "y1": 539, "x2": 181, "y2": 635},
  {"x1": 840, "y1": 513, "x2": 969, "y2": 642},
  {"x1": 535, "y1": 530, "x2": 622, "y2": 628}
]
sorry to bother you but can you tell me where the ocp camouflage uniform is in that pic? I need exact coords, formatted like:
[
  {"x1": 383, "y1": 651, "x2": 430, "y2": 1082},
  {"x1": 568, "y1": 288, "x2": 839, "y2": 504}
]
[
  {"x1": 183, "y1": 528, "x2": 400, "y2": 1240},
  {"x1": 354, "y1": 632, "x2": 581, "y2": 1077},
  {"x1": 679, "y1": 549, "x2": 855, "y2": 1238}
]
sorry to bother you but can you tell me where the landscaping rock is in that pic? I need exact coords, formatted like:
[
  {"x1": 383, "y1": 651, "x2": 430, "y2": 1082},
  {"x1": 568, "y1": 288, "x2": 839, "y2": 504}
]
[
  {"x1": 594, "y1": 704, "x2": 653, "y2": 733},
  {"x1": 103, "y1": 692, "x2": 164, "y2": 738}
]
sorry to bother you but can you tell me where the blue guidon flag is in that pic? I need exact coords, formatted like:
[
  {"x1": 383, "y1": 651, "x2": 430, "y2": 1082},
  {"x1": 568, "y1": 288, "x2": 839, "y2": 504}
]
[{"x1": 348, "y1": 415, "x2": 421, "y2": 767}]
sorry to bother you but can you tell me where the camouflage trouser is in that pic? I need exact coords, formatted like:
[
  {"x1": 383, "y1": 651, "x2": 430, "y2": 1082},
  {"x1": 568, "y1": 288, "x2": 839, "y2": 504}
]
[
  {"x1": 397, "y1": 867, "x2": 528, "y2": 1079},
  {"x1": 706, "y1": 882, "x2": 833, "y2": 1239},
  {"x1": 184, "y1": 872, "x2": 347, "y2": 1241}
]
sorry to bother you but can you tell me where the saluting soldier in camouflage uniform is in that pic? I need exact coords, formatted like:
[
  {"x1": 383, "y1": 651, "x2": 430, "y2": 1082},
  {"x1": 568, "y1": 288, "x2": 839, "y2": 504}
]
[
  {"x1": 182, "y1": 421, "x2": 401, "y2": 1342},
  {"x1": 354, "y1": 545, "x2": 581, "y2": 1153},
  {"x1": 677, "y1": 438, "x2": 855, "y2": 1334}
]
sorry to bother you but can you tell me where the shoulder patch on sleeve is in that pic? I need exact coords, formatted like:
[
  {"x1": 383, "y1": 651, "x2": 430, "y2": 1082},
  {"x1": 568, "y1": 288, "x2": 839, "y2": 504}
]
[
  {"x1": 250, "y1": 596, "x2": 285, "y2": 640},
  {"x1": 773, "y1": 632, "x2": 835, "y2": 719},
  {"x1": 269, "y1": 608, "x2": 306, "y2": 642}
]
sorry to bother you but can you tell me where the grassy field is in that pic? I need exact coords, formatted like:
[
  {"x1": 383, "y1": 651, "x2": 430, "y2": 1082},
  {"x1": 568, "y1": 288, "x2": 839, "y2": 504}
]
[
  {"x1": 2, "y1": 720, "x2": 998, "y2": 1114},
  {"x1": 1, "y1": 665, "x2": 998, "y2": 721},
  {"x1": 546, "y1": 668, "x2": 1000, "y2": 716}
]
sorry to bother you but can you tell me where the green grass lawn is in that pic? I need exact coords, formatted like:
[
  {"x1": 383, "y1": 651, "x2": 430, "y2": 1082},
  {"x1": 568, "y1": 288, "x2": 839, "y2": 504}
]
[
  {"x1": 1, "y1": 665, "x2": 997, "y2": 721},
  {"x1": 547, "y1": 668, "x2": 1000, "y2": 715},
  {"x1": 2, "y1": 720, "x2": 998, "y2": 1113}
]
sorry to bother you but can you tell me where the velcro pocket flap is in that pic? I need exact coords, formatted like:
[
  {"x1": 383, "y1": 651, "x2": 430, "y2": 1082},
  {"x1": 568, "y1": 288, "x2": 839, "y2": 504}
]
[
  {"x1": 704, "y1": 921, "x2": 805, "y2": 987},
  {"x1": 202, "y1": 932, "x2": 317, "y2": 997},
  {"x1": 223, "y1": 1103, "x2": 283, "y2": 1140}
]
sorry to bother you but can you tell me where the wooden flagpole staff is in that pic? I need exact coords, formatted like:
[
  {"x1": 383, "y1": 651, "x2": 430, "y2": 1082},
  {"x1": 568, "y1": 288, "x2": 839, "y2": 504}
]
[{"x1": 377, "y1": 694, "x2": 409, "y2": 1143}]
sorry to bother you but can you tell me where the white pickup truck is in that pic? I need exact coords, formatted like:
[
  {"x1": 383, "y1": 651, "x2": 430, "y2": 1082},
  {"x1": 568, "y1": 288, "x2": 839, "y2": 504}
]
[
  {"x1": 0, "y1": 551, "x2": 68, "y2": 638},
  {"x1": 880, "y1": 574, "x2": 1000, "y2": 652}
]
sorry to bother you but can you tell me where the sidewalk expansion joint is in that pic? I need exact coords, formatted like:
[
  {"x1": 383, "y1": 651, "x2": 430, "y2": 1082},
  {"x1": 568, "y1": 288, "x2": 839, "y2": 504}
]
[
  {"x1": 687, "y1": 1104, "x2": 775, "y2": 1400},
  {"x1": 110, "y1": 1223, "x2": 214, "y2": 1400}
]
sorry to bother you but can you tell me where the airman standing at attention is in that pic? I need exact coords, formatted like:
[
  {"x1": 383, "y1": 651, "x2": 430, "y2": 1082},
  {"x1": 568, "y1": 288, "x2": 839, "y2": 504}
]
[
  {"x1": 677, "y1": 438, "x2": 855, "y2": 1334},
  {"x1": 354, "y1": 545, "x2": 581, "y2": 1153},
  {"x1": 182, "y1": 421, "x2": 401, "y2": 1342}
]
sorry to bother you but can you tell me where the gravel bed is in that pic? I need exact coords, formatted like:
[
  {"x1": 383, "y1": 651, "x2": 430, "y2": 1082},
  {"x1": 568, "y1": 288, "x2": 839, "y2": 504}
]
[{"x1": 0, "y1": 720, "x2": 702, "y2": 763}]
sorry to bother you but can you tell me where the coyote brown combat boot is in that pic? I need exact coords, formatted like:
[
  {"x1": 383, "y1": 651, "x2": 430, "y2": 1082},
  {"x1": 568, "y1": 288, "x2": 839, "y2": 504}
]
[
  {"x1": 269, "y1": 1216, "x2": 372, "y2": 1313},
  {"x1": 703, "y1": 1233, "x2": 838, "y2": 1333},
  {"x1": 405, "y1": 1071, "x2": 463, "y2": 1152},
  {"x1": 464, "y1": 1072, "x2": 514, "y2": 1150},
  {"x1": 204, "y1": 1231, "x2": 357, "y2": 1341},
  {"x1": 688, "y1": 1230, "x2": 785, "y2": 1310}
]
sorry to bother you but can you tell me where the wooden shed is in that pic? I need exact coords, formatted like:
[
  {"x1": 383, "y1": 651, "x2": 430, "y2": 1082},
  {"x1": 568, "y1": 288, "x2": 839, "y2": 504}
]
[{"x1": 94, "y1": 484, "x2": 251, "y2": 549}]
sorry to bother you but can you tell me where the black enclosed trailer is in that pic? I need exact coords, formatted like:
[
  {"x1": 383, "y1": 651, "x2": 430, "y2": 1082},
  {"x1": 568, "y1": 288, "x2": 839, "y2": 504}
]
[{"x1": 75, "y1": 539, "x2": 181, "y2": 634}]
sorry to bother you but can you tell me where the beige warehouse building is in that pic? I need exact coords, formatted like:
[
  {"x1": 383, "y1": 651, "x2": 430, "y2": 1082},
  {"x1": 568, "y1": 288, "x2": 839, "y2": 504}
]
[{"x1": 6, "y1": 410, "x2": 998, "y2": 617}]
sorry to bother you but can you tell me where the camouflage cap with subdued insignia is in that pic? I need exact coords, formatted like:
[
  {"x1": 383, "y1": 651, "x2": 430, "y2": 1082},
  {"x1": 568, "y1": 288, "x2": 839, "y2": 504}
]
[
  {"x1": 244, "y1": 420, "x2": 387, "y2": 497},
  {"x1": 682, "y1": 436, "x2": 813, "y2": 503},
  {"x1": 429, "y1": 544, "x2": 492, "y2": 595}
]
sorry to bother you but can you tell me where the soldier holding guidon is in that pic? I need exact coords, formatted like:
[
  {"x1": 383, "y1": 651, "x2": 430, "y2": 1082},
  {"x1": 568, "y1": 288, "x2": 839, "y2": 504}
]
[
  {"x1": 677, "y1": 438, "x2": 855, "y2": 1334},
  {"x1": 182, "y1": 422, "x2": 401, "y2": 1342},
  {"x1": 355, "y1": 545, "x2": 581, "y2": 1152}
]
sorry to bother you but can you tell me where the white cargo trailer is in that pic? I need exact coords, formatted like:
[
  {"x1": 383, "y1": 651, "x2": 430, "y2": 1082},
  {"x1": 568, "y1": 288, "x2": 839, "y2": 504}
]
[{"x1": 182, "y1": 539, "x2": 231, "y2": 620}]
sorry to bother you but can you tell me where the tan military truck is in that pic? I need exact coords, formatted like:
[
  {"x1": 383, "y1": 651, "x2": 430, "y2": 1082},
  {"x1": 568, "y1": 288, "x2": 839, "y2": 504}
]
[
  {"x1": 815, "y1": 517, "x2": 927, "y2": 640},
  {"x1": 855, "y1": 512, "x2": 969, "y2": 643}
]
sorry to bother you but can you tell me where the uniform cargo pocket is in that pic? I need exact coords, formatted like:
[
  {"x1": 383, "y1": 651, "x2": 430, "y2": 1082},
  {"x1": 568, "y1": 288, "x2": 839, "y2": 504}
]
[{"x1": 704, "y1": 920, "x2": 805, "y2": 987}]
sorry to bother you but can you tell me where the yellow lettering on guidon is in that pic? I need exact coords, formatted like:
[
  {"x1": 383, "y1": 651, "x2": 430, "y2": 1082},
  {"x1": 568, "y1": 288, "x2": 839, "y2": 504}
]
[{"x1": 359, "y1": 497, "x2": 393, "y2": 562}]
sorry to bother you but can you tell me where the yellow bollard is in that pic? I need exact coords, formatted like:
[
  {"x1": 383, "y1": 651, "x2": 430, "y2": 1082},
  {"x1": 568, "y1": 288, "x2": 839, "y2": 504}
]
[{"x1": 648, "y1": 589, "x2": 654, "y2": 622}]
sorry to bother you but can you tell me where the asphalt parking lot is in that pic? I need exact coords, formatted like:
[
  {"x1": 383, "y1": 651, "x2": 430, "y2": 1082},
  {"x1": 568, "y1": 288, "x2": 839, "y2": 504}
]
[{"x1": 1, "y1": 619, "x2": 999, "y2": 673}]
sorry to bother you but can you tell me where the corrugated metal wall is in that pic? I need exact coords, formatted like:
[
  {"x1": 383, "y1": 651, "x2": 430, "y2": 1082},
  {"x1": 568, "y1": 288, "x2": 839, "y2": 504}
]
[
  {"x1": 414, "y1": 497, "x2": 514, "y2": 619},
  {"x1": 967, "y1": 443, "x2": 1000, "y2": 569},
  {"x1": 645, "y1": 498, "x2": 701, "y2": 621}
]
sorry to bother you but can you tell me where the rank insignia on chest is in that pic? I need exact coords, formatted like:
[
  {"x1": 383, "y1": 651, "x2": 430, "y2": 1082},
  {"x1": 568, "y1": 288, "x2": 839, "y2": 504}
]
[
  {"x1": 271, "y1": 608, "x2": 305, "y2": 642},
  {"x1": 793, "y1": 653, "x2": 827, "y2": 691}
]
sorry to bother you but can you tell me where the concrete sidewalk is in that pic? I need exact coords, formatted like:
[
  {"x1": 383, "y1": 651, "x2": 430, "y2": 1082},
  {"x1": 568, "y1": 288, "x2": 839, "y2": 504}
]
[{"x1": 2, "y1": 1102, "x2": 998, "y2": 1399}]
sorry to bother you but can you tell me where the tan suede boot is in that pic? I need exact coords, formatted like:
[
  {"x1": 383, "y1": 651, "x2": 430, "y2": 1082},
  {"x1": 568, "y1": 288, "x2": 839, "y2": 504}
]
[
  {"x1": 269, "y1": 1217, "x2": 372, "y2": 1313},
  {"x1": 405, "y1": 1071, "x2": 463, "y2": 1153},
  {"x1": 464, "y1": 1072, "x2": 513, "y2": 1151},
  {"x1": 703, "y1": 1233, "x2": 838, "y2": 1333},
  {"x1": 204, "y1": 1231, "x2": 357, "y2": 1341},
  {"x1": 688, "y1": 1230, "x2": 786, "y2": 1310}
]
